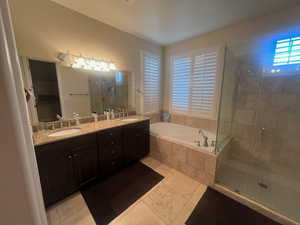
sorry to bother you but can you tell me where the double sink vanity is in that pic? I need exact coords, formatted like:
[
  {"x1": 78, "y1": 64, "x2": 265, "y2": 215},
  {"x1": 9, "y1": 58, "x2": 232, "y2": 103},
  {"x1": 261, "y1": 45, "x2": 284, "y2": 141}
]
[{"x1": 34, "y1": 116, "x2": 150, "y2": 207}]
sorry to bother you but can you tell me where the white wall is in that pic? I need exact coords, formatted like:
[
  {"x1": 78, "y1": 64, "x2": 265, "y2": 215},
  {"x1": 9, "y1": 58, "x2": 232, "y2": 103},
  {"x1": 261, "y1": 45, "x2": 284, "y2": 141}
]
[
  {"x1": 163, "y1": 5, "x2": 300, "y2": 112},
  {"x1": 9, "y1": 0, "x2": 162, "y2": 114}
]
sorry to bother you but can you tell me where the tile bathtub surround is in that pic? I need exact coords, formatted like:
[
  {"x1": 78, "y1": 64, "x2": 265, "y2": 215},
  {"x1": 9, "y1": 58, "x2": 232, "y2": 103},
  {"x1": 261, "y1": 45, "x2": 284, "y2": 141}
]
[
  {"x1": 148, "y1": 113, "x2": 163, "y2": 123},
  {"x1": 165, "y1": 113, "x2": 217, "y2": 133},
  {"x1": 150, "y1": 135, "x2": 217, "y2": 186}
]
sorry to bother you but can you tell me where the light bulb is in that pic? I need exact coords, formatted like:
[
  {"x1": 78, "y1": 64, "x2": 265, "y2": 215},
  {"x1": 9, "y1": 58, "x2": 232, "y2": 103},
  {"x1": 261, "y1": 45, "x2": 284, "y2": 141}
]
[{"x1": 109, "y1": 63, "x2": 117, "y2": 70}]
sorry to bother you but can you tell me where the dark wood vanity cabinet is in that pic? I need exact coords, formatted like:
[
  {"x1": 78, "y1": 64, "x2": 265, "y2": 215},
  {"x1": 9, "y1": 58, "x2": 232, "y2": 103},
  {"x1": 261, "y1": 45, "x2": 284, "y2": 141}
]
[
  {"x1": 35, "y1": 142, "x2": 77, "y2": 206},
  {"x1": 35, "y1": 134, "x2": 98, "y2": 206},
  {"x1": 123, "y1": 121, "x2": 150, "y2": 165},
  {"x1": 97, "y1": 127, "x2": 123, "y2": 177},
  {"x1": 72, "y1": 144, "x2": 98, "y2": 187},
  {"x1": 35, "y1": 120, "x2": 150, "y2": 207}
]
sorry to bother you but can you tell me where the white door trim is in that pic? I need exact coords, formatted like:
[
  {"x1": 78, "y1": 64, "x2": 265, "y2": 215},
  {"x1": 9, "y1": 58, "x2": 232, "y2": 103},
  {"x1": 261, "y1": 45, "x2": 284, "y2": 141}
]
[{"x1": 0, "y1": 1, "x2": 48, "y2": 224}]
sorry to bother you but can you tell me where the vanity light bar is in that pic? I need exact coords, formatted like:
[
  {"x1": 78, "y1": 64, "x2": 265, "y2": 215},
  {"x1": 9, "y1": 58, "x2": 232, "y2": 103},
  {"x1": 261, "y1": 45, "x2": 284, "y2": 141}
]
[{"x1": 58, "y1": 53, "x2": 117, "y2": 72}]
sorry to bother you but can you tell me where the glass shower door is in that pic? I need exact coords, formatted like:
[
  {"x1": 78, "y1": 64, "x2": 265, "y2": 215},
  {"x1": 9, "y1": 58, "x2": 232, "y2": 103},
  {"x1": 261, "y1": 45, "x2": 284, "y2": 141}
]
[
  {"x1": 253, "y1": 72, "x2": 300, "y2": 222},
  {"x1": 216, "y1": 40, "x2": 300, "y2": 223}
]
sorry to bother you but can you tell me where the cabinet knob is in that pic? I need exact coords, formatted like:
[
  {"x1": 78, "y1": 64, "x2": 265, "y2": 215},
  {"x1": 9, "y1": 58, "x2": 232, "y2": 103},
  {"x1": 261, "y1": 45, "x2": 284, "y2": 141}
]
[
  {"x1": 111, "y1": 141, "x2": 115, "y2": 145},
  {"x1": 67, "y1": 155, "x2": 72, "y2": 159}
]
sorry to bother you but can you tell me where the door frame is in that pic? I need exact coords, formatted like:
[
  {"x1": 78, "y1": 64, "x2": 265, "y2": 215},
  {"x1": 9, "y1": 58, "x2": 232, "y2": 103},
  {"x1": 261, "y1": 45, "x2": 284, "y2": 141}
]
[{"x1": 0, "y1": 0, "x2": 48, "y2": 224}]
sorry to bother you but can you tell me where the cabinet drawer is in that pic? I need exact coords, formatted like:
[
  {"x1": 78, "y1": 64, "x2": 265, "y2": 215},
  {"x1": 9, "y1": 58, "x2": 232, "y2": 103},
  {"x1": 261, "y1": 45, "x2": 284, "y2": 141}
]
[
  {"x1": 101, "y1": 156, "x2": 123, "y2": 177},
  {"x1": 45, "y1": 133, "x2": 97, "y2": 150},
  {"x1": 98, "y1": 127, "x2": 122, "y2": 148},
  {"x1": 103, "y1": 145, "x2": 122, "y2": 159}
]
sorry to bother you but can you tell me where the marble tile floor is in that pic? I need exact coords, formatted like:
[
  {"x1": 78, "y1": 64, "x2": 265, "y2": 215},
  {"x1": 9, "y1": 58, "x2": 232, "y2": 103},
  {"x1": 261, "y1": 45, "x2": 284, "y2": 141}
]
[{"x1": 46, "y1": 156, "x2": 207, "y2": 225}]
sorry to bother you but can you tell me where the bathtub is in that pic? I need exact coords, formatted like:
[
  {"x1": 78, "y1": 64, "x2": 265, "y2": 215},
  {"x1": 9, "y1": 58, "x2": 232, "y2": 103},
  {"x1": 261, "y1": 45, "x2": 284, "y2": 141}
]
[
  {"x1": 150, "y1": 122, "x2": 216, "y2": 154},
  {"x1": 149, "y1": 122, "x2": 217, "y2": 185}
]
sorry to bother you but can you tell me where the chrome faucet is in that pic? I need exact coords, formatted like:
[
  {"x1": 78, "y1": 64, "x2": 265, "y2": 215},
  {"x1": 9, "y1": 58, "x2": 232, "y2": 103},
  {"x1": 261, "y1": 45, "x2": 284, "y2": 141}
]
[
  {"x1": 198, "y1": 129, "x2": 209, "y2": 147},
  {"x1": 56, "y1": 114, "x2": 64, "y2": 128},
  {"x1": 73, "y1": 112, "x2": 80, "y2": 126},
  {"x1": 91, "y1": 113, "x2": 98, "y2": 122}
]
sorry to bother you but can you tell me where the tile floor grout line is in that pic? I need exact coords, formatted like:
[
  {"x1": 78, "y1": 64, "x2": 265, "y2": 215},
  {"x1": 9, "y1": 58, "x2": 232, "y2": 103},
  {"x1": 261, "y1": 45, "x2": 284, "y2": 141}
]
[{"x1": 141, "y1": 198, "x2": 169, "y2": 225}]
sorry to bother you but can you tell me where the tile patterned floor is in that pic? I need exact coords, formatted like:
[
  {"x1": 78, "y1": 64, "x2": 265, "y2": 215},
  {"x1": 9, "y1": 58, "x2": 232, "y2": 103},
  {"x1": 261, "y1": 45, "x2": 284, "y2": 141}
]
[{"x1": 46, "y1": 156, "x2": 207, "y2": 225}]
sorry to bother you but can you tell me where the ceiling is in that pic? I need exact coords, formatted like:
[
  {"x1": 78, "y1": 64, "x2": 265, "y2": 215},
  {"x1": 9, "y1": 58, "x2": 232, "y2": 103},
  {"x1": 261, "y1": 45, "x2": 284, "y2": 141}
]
[{"x1": 51, "y1": 0, "x2": 298, "y2": 45}]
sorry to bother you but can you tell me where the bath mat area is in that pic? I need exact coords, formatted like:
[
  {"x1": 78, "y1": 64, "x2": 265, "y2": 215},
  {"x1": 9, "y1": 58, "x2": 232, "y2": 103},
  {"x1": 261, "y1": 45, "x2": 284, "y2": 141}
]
[
  {"x1": 81, "y1": 162, "x2": 164, "y2": 225},
  {"x1": 186, "y1": 187, "x2": 281, "y2": 225}
]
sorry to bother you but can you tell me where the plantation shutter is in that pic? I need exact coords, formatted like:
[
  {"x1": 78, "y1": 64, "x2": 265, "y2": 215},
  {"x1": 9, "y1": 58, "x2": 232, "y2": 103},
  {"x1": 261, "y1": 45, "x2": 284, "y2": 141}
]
[
  {"x1": 171, "y1": 56, "x2": 192, "y2": 112},
  {"x1": 171, "y1": 50, "x2": 219, "y2": 118},
  {"x1": 190, "y1": 51, "x2": 217, "y2": 115},
  {"x1": 142, "y1": 52, "x2": 161, "y2": 114}
]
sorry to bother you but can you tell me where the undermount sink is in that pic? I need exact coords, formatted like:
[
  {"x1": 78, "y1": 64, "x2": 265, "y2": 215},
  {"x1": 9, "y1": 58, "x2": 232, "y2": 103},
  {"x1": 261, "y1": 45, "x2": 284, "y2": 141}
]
[
  {"x1": 121, "y1": 118, "x2": 139, "y2": 122},
  {"x1": 48, "y1": 128, "x2": 81, "y2": 137}
]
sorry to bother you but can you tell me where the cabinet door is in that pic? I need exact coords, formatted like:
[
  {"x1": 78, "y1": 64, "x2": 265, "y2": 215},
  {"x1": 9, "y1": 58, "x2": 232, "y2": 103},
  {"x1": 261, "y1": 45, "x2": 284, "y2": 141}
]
[
  {"x1": 136, "y1": 122, "x2": 150, "y2": 158},
  {"x1": 72, "y1": 144, "x2": 98, "y2": 187},
  {"x1": 123, "y1": 120, "x2": 150, "y2": 164},
  {"x1": 35, "y1": 142, "x2": 77, "y2": 207},
  {"x1": 98, "y1": 128, "x2": 123, "y2": 177}
]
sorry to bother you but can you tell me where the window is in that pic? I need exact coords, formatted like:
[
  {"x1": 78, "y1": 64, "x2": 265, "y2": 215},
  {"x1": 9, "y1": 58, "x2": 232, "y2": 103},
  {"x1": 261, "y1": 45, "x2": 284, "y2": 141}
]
[
  {"x1": 273, "y1": 37, "x2": 300, "y2": 66},
  {"x1": 141, "y1": 51, "x2": 161, "y2": 114},
  {"x1": 170, "y1": 49, "x2": 223, "y2": 119}
]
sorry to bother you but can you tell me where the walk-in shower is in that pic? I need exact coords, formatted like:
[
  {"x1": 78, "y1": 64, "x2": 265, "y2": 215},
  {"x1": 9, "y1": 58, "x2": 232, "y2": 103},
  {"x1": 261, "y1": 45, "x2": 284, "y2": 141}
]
[{"x1": 216, "y1": 36, "x2": 300, "y2": 223}]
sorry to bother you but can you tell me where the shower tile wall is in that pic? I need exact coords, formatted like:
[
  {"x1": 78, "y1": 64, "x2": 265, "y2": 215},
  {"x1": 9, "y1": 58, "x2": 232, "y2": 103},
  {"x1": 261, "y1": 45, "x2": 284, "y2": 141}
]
[
  {"x1": 230, "y1": 61, "x2": 261, "y2": 164},
  {"x1": 230, "y1": 59, "x2": 300, "y2": 174},
  {"x1": 216, "y1": 43, "x2": 300, "y2": 223},
  {"x1": 260, "y1": 75, "x2": 300, "y2": 171}
]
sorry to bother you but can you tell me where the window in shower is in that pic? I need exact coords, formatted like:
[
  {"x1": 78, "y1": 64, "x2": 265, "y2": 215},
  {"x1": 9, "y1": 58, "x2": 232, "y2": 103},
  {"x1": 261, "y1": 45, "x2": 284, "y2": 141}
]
[
  {"x1": 170, "y1": 48, "x2": 224, "y2": 119},
  {"x1": 273, "y1": 36, "x2": 300, "y2": 66}
]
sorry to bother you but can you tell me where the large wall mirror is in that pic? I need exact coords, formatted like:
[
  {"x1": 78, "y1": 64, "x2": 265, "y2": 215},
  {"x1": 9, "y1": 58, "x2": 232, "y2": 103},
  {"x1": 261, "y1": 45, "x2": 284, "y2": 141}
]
[{"x1": 20, "y1": 57, "x2": 135, "y2": 124}]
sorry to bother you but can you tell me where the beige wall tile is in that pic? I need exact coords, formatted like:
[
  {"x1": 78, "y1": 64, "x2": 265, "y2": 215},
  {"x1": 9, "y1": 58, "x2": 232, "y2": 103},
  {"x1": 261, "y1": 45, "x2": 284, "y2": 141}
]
[
  {"x1": 205, "y1": 155, "x2": 217, "y2": 176},
  {"x1": 171, "y1": 114, "x2": 186, "y2": 125},
  {"x1": 186, "y1": 148, "x2": 205, "y2": 171},
  {"x1": 148, "y1": 113, "x2": 162, "y2": 123},
  {"x1": 150, "y1": 135, "x2": 217, "y2": 187},
  {"x1": 150, "y1": 136, "x2": 160, "y2": 159},
  {"x1": 157, "y1": 138, "x2": 173, "y2": 164},
  {"x1": 169, "y1": 144, "x2": 187, "y2": 168},
  {"x1": 234, "y1": 109, "x2": 256, "y2": 125},
  {"x1": 193, "y1": 171, "x2": 215, "y2": 185},
  {"x1": 169, "y1": 114, "x2": 217, "y2": 132}
]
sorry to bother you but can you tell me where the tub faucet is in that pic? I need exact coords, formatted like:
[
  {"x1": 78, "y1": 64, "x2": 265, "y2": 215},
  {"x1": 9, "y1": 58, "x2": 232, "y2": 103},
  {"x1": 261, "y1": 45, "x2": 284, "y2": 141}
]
[{"x1": 198, "y1": 129, "x2": 209, "y2": 147}]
